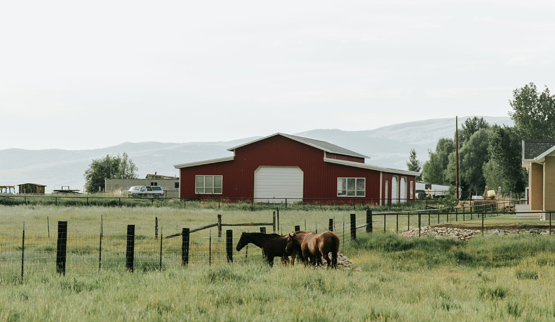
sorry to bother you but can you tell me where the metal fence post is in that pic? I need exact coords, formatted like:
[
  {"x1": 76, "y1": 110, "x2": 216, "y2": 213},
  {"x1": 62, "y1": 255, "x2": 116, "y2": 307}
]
[
  {"x1": 159, "y1": 227, "x2": 163, "y2": 271},
  {"x1": 295, "y1": 225, "x2": 300, "y2": 232},
  {"x1": 182, "y1": 228, "x2": 190, "y2": 266},
  {"x1": 218, "y1": 214, "x2": 222, "y2": 237},
  {"x1": 21, "y1": 222, "x2": 25, "y2": 283},
  {"x1": 155, "y1": 217, "x2": 158, "y2": 239},
  {"x1": 56, "y1": 221, "x2": 68, "y2": 275},
  {"x1": 366, "y1": 209, "x2": 372, "y2": 233},
  {"x1": 99, "y1": 216, "x2": 103, "y2": 271},
  {"x1": 350, "y1": 213, "x2": 356, "y2": 240},
  {"x1": 226, "y1": 230, "x2": 233, "y2": 263},
  {"x1": 329, "y1": 218, "x2": 334, "y2": 232},
  {"x1": 126, "y1": 225, "x2": 135, "y2": 272}
]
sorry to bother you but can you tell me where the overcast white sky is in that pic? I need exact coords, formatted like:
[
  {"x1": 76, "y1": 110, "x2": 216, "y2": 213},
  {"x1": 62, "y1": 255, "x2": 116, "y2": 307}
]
[{"x1": 1, "y1": 0, "x2": 554, "y2": 150}]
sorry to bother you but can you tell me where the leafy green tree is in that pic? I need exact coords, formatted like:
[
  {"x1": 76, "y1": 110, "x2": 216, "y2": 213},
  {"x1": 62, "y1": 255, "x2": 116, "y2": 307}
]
[
  {"x1": 488, "y1": 125, "x2": 527, "y2": 194},
  {"x1": 509, "y1": 82, "x2": 555, "y2": 140},
  {"x1": 445, "y1": 129, "x2": 491, "y2": 196},
  {"x1": 482, "y1": 159, "x2": 504, "y2": 195},
  {"x1": 459, "y1": 128, "x2": 491, "y2": 195},
  {"x1": 422, "y1": 151, "x2": 444, "y2": 184},
  {"x1": 84, "y1": 153, "x2": 138, "y2": 193},
  {"x1": 407, "y1": 149, "x2": 422, "y2": 181},
  {"x1": 435, "y1": 138, "x2": 455, "y2": 170},
  {"x1": 460, "y1": 117, "x2": 490, "y2": 143},
  {"x1": 421, "y1": 138, "x2": 454, "y2": 185}
]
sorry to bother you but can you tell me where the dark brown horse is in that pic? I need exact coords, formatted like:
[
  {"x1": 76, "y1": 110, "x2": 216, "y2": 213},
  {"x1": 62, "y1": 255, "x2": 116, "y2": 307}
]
[
  {"x1": 236, "y1": 232, "x2": 299, "y2": 267},
  {"x1": 285, "y1": 231, "x2": 340, "y2": 268}
]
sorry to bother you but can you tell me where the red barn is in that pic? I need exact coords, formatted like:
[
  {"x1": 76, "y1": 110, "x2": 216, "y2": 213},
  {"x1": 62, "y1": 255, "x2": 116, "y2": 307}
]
[{"x1": 174, "y1": 133, "x2": 419, "y2": 204}]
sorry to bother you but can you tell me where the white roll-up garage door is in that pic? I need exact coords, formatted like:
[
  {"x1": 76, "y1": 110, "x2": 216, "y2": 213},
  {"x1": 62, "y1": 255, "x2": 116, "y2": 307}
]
[{"x1": 254, "y1": 166, "x2": 303, "y2": 203}]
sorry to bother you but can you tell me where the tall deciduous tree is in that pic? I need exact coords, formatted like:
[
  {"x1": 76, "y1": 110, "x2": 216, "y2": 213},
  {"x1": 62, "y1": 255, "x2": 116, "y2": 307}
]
[
  {"x1": 445, "y1": 129, "x2": 491, "y2": 196},
  {"x1": 435, "y1": 138, "x2": 455, "y2": 171},
  {"x1": 84, "y1": 153, "x2": 138, "y2": 193},
  {"x1": 422, "y1": 151, "x2": 444, "y2": 184},
  {"x1": 459, "y1": 128, "x2": 491, "y2": 195},
  {"x1": 509, "y1": 82, "x2": 555, "y2": 140},
  {"x1": 488, "y1": 125, "x2": 527, "y2": 194},
  {"x1": 460, "y1": 117, "x2": 490, "y2": 144}
]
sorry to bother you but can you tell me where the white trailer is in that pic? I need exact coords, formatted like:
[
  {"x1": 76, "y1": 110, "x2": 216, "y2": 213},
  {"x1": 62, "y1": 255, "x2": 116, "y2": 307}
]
[{"x1": 415, "y1": 182, "x2": 449, "y2": 198}]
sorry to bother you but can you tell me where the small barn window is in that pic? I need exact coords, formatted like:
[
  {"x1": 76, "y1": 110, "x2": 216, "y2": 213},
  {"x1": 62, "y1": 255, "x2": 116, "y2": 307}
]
[
  {"x1": 195, "y1": 175, "x2": 223, "y2": 194},
  {"x1": 337, "y1": 178, "x2": 365, "y2": 197}
]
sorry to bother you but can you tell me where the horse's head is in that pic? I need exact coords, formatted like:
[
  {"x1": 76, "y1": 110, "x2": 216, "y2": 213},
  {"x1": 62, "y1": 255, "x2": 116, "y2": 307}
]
[
  {"x1": 236, "y1": 232, "x2": 248, "y2": 251},
  {"x1": 285, "y1": 232, "x2": 296, "y2": 254}
]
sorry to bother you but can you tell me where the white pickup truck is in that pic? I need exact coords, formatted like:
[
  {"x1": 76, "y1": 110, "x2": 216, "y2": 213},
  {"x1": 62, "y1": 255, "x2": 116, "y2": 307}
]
[{"x1": 127, "y1": 186, "x2": 164, "y2": 198}]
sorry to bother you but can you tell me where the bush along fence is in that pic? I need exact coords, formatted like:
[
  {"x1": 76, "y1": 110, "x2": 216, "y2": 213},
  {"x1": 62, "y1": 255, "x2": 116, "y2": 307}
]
[{"x1": 2, "y1": 205, "x2": 550, "y2": 282}]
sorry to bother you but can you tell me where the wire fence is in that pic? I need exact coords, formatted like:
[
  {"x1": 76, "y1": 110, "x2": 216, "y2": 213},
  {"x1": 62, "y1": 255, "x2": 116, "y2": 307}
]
[{"x1": 1, "y1": 202, "x2": 547, "y2": 282}]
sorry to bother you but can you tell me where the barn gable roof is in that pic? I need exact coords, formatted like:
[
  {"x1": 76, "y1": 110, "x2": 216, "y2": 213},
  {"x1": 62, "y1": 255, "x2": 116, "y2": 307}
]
[{"x1": 228, "y1": 133, "x2": 370, "y2": 159}]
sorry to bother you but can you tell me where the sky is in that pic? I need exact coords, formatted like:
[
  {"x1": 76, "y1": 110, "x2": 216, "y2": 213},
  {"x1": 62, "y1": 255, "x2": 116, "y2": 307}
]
[{"x1": 1, "y1": 0, "x2": 554, "y2": 151}]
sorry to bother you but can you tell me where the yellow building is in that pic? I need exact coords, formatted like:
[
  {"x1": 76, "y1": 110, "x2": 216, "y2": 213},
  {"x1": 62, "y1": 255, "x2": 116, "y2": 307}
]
[{"x1": 522, "y1": 140, "x2": 555, "y2": 212}]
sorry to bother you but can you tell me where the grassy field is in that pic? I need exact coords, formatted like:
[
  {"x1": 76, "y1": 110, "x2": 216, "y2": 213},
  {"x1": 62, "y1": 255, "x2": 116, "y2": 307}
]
[{"x1": 2, "y1": 205, "x2": 555, "y2": 321}]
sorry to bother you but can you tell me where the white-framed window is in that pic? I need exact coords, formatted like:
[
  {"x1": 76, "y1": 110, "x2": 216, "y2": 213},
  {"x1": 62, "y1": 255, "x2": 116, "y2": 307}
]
[
  {"x1": 337, "y1": 178, "x2": 365, "y2": 197},
  {"x1": 195, "y1": 175, "x2": 223, "y2": 194}
]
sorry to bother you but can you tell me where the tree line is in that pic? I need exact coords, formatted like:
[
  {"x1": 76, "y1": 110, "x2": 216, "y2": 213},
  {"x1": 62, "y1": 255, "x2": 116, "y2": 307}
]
[{"x1": 409, "y1": 82, "x2": 555, "y2": 198}]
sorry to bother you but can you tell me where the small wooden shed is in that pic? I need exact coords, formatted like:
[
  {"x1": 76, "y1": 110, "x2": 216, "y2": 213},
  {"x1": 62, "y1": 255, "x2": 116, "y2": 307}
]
[{"x1": 18, "y1": 183, "x2": 47, "y2": 194}]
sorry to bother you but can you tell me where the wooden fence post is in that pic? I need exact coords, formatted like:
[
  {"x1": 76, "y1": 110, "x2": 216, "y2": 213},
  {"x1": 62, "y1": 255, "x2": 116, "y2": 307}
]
[
  {"x1": 418, "y1": 212, "x2": 421, "y2": 237},
  {"x1": 226, "y1": 230, "x2": 233, "y2": 263},
  {"x1": 181, "y1": 228, "x2": 190, "y2": 266},
  {"x1": 56, "y1": 221, "x2": 68, "y2": 275},
  {"x1": 329, "y1": 219, "x2": 334, "y2": 232},
  {"x1": 366, "y1": 209, "x2": 372, "y2": 233},
  {"x1": 350, "y1": 213, "x2": 356, "y2": 240},
  {"x1": 260, "y1": 227, "x2": 266, "y2": 234},
  {"x1": 126, "y1": 225, "x2": 135, "y2": 272},
  {"x1": 273, "y1": 211, "x2": 276, "y2": 232}
]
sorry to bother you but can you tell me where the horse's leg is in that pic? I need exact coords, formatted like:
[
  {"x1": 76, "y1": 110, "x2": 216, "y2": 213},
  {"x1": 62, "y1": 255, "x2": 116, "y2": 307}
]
[
  {"x1": 323, "y1": 252, "x2": 331, "y2": 268},
  {"x1": 267, "y1": 255, "x2": 274, "y2": 267},
  {"x1": 302, "y1": 249, "x2": 310, "y2": 266},
  {"x1": 281, "y1": 255, "x2": 289, "y2": 265}
]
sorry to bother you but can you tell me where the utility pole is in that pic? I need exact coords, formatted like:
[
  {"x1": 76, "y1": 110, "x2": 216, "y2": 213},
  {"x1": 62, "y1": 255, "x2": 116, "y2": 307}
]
[{"x1": 455, "y1": 116, "x2": 459, "y2": 200}]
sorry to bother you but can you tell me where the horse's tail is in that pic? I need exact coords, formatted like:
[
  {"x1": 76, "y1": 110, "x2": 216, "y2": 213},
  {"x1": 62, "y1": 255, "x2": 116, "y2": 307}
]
[{"x1": 331, "y1": 233, "x2": 339, "y2": 268}]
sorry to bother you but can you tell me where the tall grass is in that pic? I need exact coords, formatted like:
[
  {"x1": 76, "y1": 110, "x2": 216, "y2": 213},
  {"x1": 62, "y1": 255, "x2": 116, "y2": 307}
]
[{"x1": 2, "y1": 206, "x2": 555, "y2": 321}]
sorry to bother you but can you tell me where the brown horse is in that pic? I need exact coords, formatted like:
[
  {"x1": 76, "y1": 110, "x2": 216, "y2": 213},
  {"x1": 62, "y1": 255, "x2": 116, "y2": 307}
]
[
  {"x1": 236, "y1": 232, "x2": 299, "y2": 267},
  {"x1": 286, "y1": 231, "x2": 340, "y2": 268}
]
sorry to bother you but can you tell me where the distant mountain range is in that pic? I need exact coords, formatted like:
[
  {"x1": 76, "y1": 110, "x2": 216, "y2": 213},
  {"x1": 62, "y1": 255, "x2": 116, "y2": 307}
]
[{"x1": 0, "y1": 116, "x2": 512, "y2": 193}]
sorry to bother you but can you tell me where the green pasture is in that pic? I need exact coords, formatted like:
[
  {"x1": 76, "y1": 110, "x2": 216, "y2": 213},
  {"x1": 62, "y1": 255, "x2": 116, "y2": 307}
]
[{"x1": 2, "y1": 205, "x2": 555, "y2": 321}]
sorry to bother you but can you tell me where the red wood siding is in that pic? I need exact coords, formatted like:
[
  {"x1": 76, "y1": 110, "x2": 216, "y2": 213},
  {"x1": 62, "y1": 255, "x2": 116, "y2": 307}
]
[
  {"x1": 178, "y1": 135, "x2": 416, "y2": 203},
  {"x1": 325, "y1": 153, "x2": 365, "y2": 163}
]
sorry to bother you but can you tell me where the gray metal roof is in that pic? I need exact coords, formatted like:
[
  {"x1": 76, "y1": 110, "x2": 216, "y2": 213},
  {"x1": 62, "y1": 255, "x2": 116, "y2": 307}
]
[
  {"x1": 522, "y1": 140, "x2": 555, "y2": 160},
  {"x1": 228, "y1": 133, "x2": 369, "y2": 159}
]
